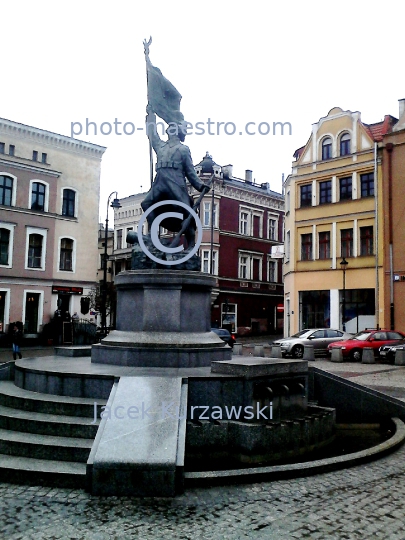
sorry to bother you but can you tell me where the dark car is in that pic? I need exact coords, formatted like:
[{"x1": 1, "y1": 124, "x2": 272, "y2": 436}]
[
  {"x1": 379, "y1": 339, "x2": 405, "y2": 363},
  {"x1": 211, "y1": 328, "x2": 235, "y2": 348}
]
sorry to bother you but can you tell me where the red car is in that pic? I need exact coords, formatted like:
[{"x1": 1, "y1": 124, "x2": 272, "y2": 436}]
[{"x1": 328, "y1": 329, "x2": 405, "y2": 361}]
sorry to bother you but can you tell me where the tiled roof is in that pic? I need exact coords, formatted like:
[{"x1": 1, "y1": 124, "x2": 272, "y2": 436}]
[{"x1": 362, "y1": 115, "x2": 398, "y2": 142}]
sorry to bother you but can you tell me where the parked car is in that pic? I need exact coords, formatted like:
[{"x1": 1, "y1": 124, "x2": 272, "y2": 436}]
[
  {"x1": 328, "y1": 330, "x2": 405, "y2": 361},
  {"x1": 379, "y1": 339, "x2": 405, "y2": 363},
  {"x1": 273, "y1": 329, "x2": 352, "y2": 359},
  {"x1": 211, "y1": 328, "x2": 235, "y2": 348}
]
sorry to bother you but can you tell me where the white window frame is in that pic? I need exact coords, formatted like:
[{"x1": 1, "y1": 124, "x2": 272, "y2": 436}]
[
  {"x1": 61, "y1": 187, "x2": 78, "y2": 217},
  {"x1": 221, "y1": 302, "x2": 237, "y2": 332},
  {"x1": 29, "y1": 180, "x2": 49, "y2": 212},
  {"x1": 0, "y1": 222, "x2": 15, "y2": 268},
  {"x1": 268, "y1": 213, "x2": 279, "y2": 241},
  {"x1": 239, "y1": 206, "x2": 264, "y2": 238},
  {"x1": 22, "y1": 289, "x2": 44, "y2": 333},
  {"x1": 201, "y1": 248, "x2": 218, "y2": 275},
  {"x1": 57, "y1": 236, "x2": 76, "y2": 273},
  {"x1": 267, "y1": 257, "x2": 278, "y2": 283},
  {"x1": 238, "y1": 251, "x2": 263, "y2": 281},
  {"x1": 202, "y1": 201, "x2": 219, "y2": 228},
  {"x1": 0, "y1": 172, "x2": 17, "y2": 206},
  {"x1": 25, "y1": 226, "x2": 47, "y2": 271}
]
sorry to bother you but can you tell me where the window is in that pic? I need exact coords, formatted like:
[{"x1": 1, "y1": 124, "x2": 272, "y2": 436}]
[
  {"x1": 31, "y1": 182, "x2": 46, "y2": 211},
  {"x1": 42, "y1": 153, "x2": 47, "y2": 164},
  {"x1": 301, "y1": 233, "x2": 312, "y2": 261},
  {"x1": 126, "y1": 227, "x2": 133, "y2": 247},
  {"x1": 0, "y1": 176, "x2": 13, "y2": 206},
  {"x1": 360, "y1": 226, "x2": 373, "y2": 256},
  {"x1": 361, "y1": 173, "x2": 374, "y2": 197},
  {"x1": 322, "y1": 137, "x2": 332, "y2": 160},
  {"x1": 340, "y1": 133, "x2": 351, "y2": 156},
  {"x1": 201, "y1": 249, "x2": 218, "y2": 275},
  {"x1": 0, "y1": 142, "x2": 4, "y2": 154},
  {"x1": 285, "y1": 231, "x2": 290, "y2": 261},
  {"x1": 268, "y1": 217, "x2": 278, "y2": 240},
  {"x1": 341, "y1": 228, "x2": 353, "y2": 258},
  {"x1": 28, "y1": 234, "x2": 43, "y2": 268},
  {"x1": 267, "y1": 259, "x2": 276, "y2": 282},
  {"x1": 59, "y1": 238, "x2": 74, "y2": 271},
  {"x1": 32, "y1": 150, "x2": 38, "y2": 161},
  {"x1": 319, "y1": 231, "x2": 330, "y2": 259},
  {"x1": 239, "y1": 255, "x2": 248, "y2": 279},
  {"x1": 62, "y1": 189, "x2": 76, "y2": 217},
  {"x1": 9, "y1": 145, "x2": 15, "y2": 156},
  {"x1": 339, "y1": 177, "x2": 352, "y2": 200},
  {"x1": 319, "y1": 180, "x2": 332, "y2": 204},
  {"x1": 116, "y1": 229, "x2": 123, "y2": 249},
  {"x1": 203, "y1": 202, "x2": 218, "y2": 227},
  {"x1": 0, "y1": 228, "x2": 10, "y2": 265},
  {"x1": 300, "y1": 184, "x2": 312, "y2": 207},
  {"x1": 222, "y1": 303, "x2": 237, "y2": 333},
  {"x1": 240, "y1": 212, "x2": 249, "y2": 235}
]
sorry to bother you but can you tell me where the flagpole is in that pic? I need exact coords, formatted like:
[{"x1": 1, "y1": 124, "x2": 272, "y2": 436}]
[{"x1": 143, "y1": 37, "x2": 154, "y2": 190}]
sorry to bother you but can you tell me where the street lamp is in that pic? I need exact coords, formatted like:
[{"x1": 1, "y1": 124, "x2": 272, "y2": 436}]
[
  {"x1": 101, "y1": 192, "x2": 121, "y2": 336},
  {"x1": 340, "y1": 257, "x2": 349, "y2": 331}
]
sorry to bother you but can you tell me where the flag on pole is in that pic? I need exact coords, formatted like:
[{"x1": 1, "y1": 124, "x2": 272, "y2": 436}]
[{"x1": 146, "y1": 62, "x2": 184, "y2": 125}]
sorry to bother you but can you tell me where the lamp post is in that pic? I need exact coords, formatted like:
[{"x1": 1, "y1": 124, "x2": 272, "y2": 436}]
[
  {"x1": 340, "y1": 257, "x2": 349, "y2": 331},
  {"x1": 101, "y1": 192, "x2": 121, "y2": 336}
]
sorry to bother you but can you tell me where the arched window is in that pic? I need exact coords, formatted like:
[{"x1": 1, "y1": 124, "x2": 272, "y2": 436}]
[
  {"x1": 340, "y1": 133, "x2": 351, "y2": 156},
  {"x1": 0, "y1": 176, "x2": 13, "y2": 206},
  {"x1": 62, "y1": 189, "x2": 76, "y2": 217},
  {"x1": 322, "y1": 138, "x2": 332, "y2": 160}
]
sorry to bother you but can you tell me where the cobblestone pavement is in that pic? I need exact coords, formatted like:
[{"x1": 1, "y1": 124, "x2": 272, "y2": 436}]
[{"x1": 2, "y1": 442, "x2": 405, "y2": 539}]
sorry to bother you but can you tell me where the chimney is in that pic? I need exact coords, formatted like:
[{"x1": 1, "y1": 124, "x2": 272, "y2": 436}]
[
  {"x1": 245, "y1": 170, "x2": 253, "y2": 183},
  {"x1": 221, "y1": 164, "x2": 233, "y2": 179},
  {"x1": 399, "y1": 98, "x2": 405, "y2": 118}
]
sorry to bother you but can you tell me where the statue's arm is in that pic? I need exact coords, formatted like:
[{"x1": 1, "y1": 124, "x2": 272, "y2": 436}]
[
  {"x1": 145, "y1": 106, "x2": 162, "y2": 152},
  {"x1": 183, "y1": 147, "x2": 205, "y2": 192}
]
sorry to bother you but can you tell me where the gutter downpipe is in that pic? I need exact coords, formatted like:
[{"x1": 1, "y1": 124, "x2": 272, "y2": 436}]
[{"x1": 386, "y1": 142, "x2": 394, "y2": 330}]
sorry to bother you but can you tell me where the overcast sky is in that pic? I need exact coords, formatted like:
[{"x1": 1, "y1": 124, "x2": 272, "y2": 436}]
[{"x1": 2, "y1": 0, "x2": 404, "y2": 221}]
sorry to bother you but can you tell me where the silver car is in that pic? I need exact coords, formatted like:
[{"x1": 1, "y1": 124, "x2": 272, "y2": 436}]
[{"x1": 273, "y1": 328, "x2": 353, "y2": 359}]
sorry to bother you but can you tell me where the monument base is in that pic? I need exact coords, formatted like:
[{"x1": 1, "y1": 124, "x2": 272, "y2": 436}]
[{"x1": 92, "y1": 270, "x2": 231, "y2": 368}]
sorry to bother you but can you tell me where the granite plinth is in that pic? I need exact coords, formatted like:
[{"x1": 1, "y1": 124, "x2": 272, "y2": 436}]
[
  {"x1": 87, "y1": 376, "x2": 187, "y2": 496},
  {"x1": 92, "y1": 270, "x2": 231, "y2": 368}
]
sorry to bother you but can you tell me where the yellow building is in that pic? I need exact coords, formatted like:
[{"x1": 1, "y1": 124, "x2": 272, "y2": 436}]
[{"x1": 283, "y1": 107, "x2": 396, "y2": 336}]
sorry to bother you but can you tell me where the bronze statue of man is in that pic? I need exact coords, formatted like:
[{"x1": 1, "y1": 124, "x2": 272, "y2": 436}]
[{"x1": 141, "y1": 105, "x2": 206, "y2": 248}]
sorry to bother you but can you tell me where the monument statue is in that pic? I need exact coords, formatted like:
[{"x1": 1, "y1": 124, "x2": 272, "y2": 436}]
[{"x1": 127, "y1": 38, "x2": 210, "y2": 267}]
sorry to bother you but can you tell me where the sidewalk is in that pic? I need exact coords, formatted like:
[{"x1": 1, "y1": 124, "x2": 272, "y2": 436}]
[{"x1": 0, "y1": 345, "x2": 56, "y2": 364}]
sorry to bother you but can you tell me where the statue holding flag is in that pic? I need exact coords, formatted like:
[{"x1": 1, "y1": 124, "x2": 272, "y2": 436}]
[{"x1": 136, "y1": 38, "x2": 209, "y2": 252}]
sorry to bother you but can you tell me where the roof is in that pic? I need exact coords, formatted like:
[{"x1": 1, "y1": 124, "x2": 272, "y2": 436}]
[{"x1": 363, "y1": 115, "x2": 398, "y2": 142}]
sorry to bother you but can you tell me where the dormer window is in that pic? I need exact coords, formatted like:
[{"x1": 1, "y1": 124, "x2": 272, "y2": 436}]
[{"x1": 322, "y1": 138, "x2": 332, "y2": 160}]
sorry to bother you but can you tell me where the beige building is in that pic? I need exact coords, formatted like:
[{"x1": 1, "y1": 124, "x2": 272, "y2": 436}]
[
  {"x1": 0, "y1": 118, "x2": 105, "y2": 339},
  {"x1": 284, "y1": 107, "x2": 396, "y2": 337}
]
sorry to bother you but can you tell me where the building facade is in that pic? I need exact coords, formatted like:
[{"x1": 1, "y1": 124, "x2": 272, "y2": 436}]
[
  {"x1": 380, "y1": 99, "x2": 405, "y2": 331},
  {"x1": 283, "y1": 107, "x2": 396, "y2": 336},
  {"x1": 0, "y1": 118, "x2": 105, "y2": 339}
]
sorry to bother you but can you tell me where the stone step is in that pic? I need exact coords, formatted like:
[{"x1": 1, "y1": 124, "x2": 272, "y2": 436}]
[
  {"x1": 55, "y1": 346, "x2": 92, "y2": 357},
  {"x1": 0, "y1": 380, "x2": 106, "y2": 418},
  {"x1": 0, "y1": 428, "x2": 93, "y2": 462},
  {"x1": 0, "y1": 404, "x2": 99, "y2": 439},
  {"x1": 0, "y1": 454, "x2": 86, "y2": 488}
]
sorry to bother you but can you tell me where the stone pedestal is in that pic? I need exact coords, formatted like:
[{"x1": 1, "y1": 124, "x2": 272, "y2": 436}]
[{"x1": 92, "y1": 270, "x2": 231, "y2": 367}]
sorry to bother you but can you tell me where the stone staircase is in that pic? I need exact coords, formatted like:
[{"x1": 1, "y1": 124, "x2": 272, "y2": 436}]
[{"x1": 0, "y1": 361, "x2": 108, "y2": 487}]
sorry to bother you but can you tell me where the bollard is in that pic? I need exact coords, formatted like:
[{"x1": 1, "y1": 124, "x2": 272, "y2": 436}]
[
  {"x1": 254, "y1": 345, "x2": 264, "y2": 357},
  {"x1": 271, "y1": 344, "x2": 282, "y2": 358},
  {"x1": 362, "y1": 347, "x2": 375, "y2": 364},
  {"x1": 303, "y1": 344, "x2": 315, "y2": 361},
  {"x1": 395, "y1": 347, "x2": 405, "y2": 366},
  {"x1": 263, "y1": 345, "x2": 273, "y2": 358},
  {"x1": 233, "y1": 343, "x2": 242, "y2": 356},
  {"x1": 330, "y1": 347, "x2": 344, "y2": 363},
  {"x1": 242, "y1": 343, "x2": 255, "y2": 357}
]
